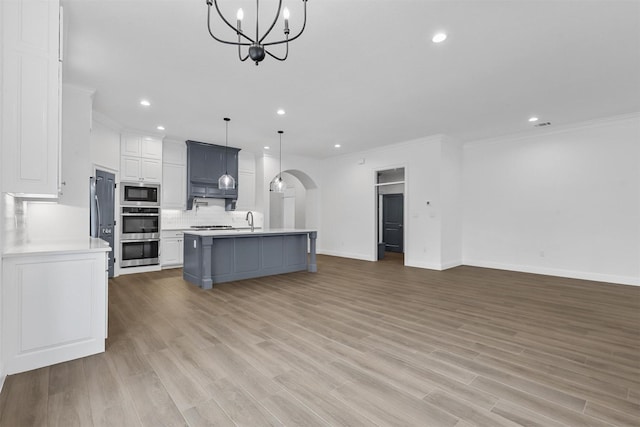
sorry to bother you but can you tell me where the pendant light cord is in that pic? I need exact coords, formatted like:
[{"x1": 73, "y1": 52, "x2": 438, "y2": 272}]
[
  {"x1": 278, "y1": 130, "x2": 283, "y2": 181},
  {"x1": 224, "y1": 117, "x2": 230, "y2": 174}
]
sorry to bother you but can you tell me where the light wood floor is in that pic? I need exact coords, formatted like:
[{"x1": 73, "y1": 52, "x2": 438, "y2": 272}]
[{"x1": 1, "y1": 255, "x2": 639, "y2": 426}]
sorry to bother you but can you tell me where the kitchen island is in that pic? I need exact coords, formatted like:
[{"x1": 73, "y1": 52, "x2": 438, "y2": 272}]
[{"x1": 183, "y1": 229, "x2": 317, "y2": 289}]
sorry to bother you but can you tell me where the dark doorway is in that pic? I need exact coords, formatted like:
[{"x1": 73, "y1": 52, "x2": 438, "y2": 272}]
[
  {"x1": 382, "y1": 194, "x2": 403, "y2": 253},
  {"x1": 91, "y1": 169, "x2": 116, "y2": 278}
]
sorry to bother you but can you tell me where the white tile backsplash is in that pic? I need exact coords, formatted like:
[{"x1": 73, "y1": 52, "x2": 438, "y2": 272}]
[{"x1": 161, "y1": 200, "x2": 263, "y2": 230}]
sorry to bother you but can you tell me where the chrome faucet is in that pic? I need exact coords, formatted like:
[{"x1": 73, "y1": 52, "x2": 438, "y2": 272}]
[{"x1": 245, "y1": 211, "x2": 254, "y2": 232}]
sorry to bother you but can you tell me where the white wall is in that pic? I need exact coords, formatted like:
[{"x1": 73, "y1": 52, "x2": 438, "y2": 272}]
[
  {"x1": 441, "y1": 137, "x2": 463, "y2": 268},
  {"x1": 319, "y1": 135, "x2": 461, "y2": 269},
  {"x1": 90, "y1": 112, "x2": 121, "y2": 171},
  {"x1": 463, "y1": 114, "x2": 640, "y2": 286}
]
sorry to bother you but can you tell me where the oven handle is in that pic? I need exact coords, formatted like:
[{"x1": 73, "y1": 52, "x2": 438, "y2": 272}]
[
  {"x1": 121, "y1": 238, "x2": 160, "y2": 243},
  {"x1": 121, "y1": 213, "x2": 159, "y2": 217}
]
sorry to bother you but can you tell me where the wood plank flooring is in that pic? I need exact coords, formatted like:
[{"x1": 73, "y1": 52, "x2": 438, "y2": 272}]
[{"x1": 1, "y1": 254, "x2": 638, "y2": 426}]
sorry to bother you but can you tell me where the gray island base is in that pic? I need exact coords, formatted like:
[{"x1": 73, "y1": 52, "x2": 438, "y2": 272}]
[{"x1": 183, "y1": 229, "x2": 317, "y2": 289}]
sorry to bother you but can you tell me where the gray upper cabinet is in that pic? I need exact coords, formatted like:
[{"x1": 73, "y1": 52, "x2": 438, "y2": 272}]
[{"x1": 186, "y1": 140, "x2": 240, "y2": 209}]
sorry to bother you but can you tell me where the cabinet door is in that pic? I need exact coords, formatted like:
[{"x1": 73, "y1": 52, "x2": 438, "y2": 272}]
[
  {"x1": 121, "y1": 134, "x2": 141, "y2": 157},
  {"x1": 1, "y1": 0, "x2": 61, "y2": 195},
  {"x1": 162, "y1": 163, "x2": 185, "y2": 209},
  {"x1": 121, "y1": 156, "x2": 141, "y2": 181},
  {"x1": 161, "y1": 238, "x2": 183, "y2": 267},
  {"x1": 189, "y1": 144, "x2": 218, "y2": 183},
  {"x1": 141, "y1": 158, "x2": 162, "y2": 183},
  {"x1": 141, "y1": 138, "x2": 162, "y2": 160}
]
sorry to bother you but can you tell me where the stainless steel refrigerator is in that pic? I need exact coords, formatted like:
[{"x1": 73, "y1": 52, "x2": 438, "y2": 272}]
[{"x1": 90, "y1": 169, "x2": 116, "y2": 277}]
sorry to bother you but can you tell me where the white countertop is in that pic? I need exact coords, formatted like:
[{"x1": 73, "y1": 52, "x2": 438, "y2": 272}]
[
  {"x1": 3, "y1": 237, "x2": 112, "y2": 258},
  {"x1": 162, "y1": 227, "x2": 261, "y2": 232},
  {"x1": 183, "y1": 228, "x2": 316, "y2": 237}
]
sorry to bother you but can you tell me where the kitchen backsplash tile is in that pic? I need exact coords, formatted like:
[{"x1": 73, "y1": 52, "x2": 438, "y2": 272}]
[{"x1": 161, "y1": 203, "x2": 263, "y2": 230}]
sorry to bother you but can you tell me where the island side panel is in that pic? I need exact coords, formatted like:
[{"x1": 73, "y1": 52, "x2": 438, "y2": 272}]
[
  {"x1": 183, "y1": 233, "x2": 204, "y2": 288},
  {"x1": 309, "y1": 231, "x2": 317, "y2": 272}
]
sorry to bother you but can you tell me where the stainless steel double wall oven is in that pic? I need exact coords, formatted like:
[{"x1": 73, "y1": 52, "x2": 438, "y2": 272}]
[{"x1": 120, "y1": 182, "x2": 160, "y2": 267}]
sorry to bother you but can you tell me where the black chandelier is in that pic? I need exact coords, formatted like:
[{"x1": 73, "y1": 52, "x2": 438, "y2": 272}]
[{"x1": 205, "y1": 0, "x2": 308, "y2": 65}]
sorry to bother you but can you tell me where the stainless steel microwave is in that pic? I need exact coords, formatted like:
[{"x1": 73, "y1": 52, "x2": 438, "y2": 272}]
[{"x1": 121, "y1": 182, "x2": 160, "y2": 206}]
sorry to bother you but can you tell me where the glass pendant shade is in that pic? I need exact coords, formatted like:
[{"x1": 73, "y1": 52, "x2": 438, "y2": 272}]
[
  {"x1": 271, "y1": 176, "x2": 285, "y2": 193},
  {"x1": 218, "y1": 173, "x2": 235, "y2": 190}
]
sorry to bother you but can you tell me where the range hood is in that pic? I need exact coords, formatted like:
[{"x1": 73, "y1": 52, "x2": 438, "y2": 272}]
[{"x1": 186, "y1": 140, "x2": 240, "y2": 210}]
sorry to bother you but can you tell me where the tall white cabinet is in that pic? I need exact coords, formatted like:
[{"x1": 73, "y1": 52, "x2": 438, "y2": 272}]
[
  {"x1": 1, "y1": 0, "x2": 62, "y2": 196},
  {"x1": 236, "y1": 151, "x2": 256, "y2": 211},
  {"x1": 162, "y1": 140, "x2": 186, "y2": 209}
]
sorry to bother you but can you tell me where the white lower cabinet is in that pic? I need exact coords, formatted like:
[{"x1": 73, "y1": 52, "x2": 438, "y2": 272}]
[
  {"x1": 161, "y1": 231, "x2": 184, "y2": 268},
  {"x1": 2, "y1": 250, "x2": 108, "y2": 374}
]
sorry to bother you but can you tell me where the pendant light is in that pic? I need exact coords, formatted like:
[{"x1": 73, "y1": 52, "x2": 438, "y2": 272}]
[
  {"x1": 218, "y1": 117, "x2": 236, "y2": 190},
  {"x1": 270, "y1": 130, "x2": 286, "y2": 193}
]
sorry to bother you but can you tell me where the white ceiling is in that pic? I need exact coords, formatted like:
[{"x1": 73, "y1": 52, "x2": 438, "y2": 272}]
[{"x1": 62, "y1": 0, "x2": 640, "y2": 158}]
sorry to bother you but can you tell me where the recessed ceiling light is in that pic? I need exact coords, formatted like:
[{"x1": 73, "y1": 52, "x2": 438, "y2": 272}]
[
  {"x1": 264, "y1": 146, "x2": 270, "y2": 150},
  {"x1": 432, "y1": 32, "x2": 447, "y2": 43},
  {"x1": 140, "y1": 99, "x2": 151, "y2": 107},
  {"x1": 277, "y1": 109, "x2": 286, "y2": 115},
  {"x1": 157, "y1": 125, "x2": 165, "y2": 130},
  {"x1": 334, "y1": 144, "x2": 341, "y2": 148},
  {"x1": 528, "y1": 117, "x2": 539, "y2": 122}
]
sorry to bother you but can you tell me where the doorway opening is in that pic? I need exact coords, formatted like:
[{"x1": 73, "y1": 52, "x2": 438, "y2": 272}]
[
  {"x1": 376, "y1": 168, "x2": 405, "y2": 263},
  {"x1": 269, "y1": 170, "x2": 319, "y2": 230}
]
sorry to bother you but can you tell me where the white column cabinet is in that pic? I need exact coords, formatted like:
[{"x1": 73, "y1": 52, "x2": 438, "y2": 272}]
[
  {"x1": 1, "y1": 0, "x2": 61, "y2": 196},
  {"x1": 236, "y1": 151, "x2": 256, "y2": 211},
  {"x1": 162, "y1": 140, "x2": 186, "y2": 209}
]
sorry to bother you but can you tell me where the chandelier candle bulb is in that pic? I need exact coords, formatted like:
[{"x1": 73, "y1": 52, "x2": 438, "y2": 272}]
[
  {"x1": 283, "y1": 8, "x2": 290, "y2": 32},
  {"x1": 236, "y1": 8, "x2": 243, "y2": 33}
]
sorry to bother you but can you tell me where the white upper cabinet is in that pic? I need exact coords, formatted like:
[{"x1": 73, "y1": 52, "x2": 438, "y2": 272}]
[
  {"x1": 1, "y1": 0, "x2": 61, "y2": 195},
  {"x1": 121, "y1": 133, "x2": 163, "y2": 160},
  {"x1": 120, "y1": 132, "x2": 163, "y2": 183}
]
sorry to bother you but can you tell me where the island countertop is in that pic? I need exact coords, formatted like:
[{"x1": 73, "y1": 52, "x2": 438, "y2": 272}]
[{"x1": 183, "y1": 228, "x2": 316, "y2": 237}]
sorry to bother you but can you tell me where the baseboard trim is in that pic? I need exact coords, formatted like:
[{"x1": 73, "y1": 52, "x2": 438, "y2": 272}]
[
  {"x1": 317, "y1": 249, "x2": 374, "y2": 262},
  {"x1": 404, "y1": 259, "x2": 444, "y2": 270},
  {"x1": 0, "y1": 371, "x2": 6, "y2": 394},
  {"x1": 441, "y1": 260, "x2": 463, "y2": 270},
  {"x1": 463, "y1": 259, "x2": 640, "y2": 286}
]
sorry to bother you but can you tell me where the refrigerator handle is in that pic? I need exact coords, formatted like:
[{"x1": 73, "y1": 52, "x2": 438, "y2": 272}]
[
  {"x1": 95, "y1": 194, "x2": 102, "y2": 231},
  {"x1": 90, "y1": 177, "x2": 97, "y2": 237}
]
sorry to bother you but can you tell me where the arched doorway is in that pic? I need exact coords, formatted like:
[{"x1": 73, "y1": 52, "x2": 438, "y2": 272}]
[{"x1": 269, "y1": 169, "x2": 319, "y2": 230}]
